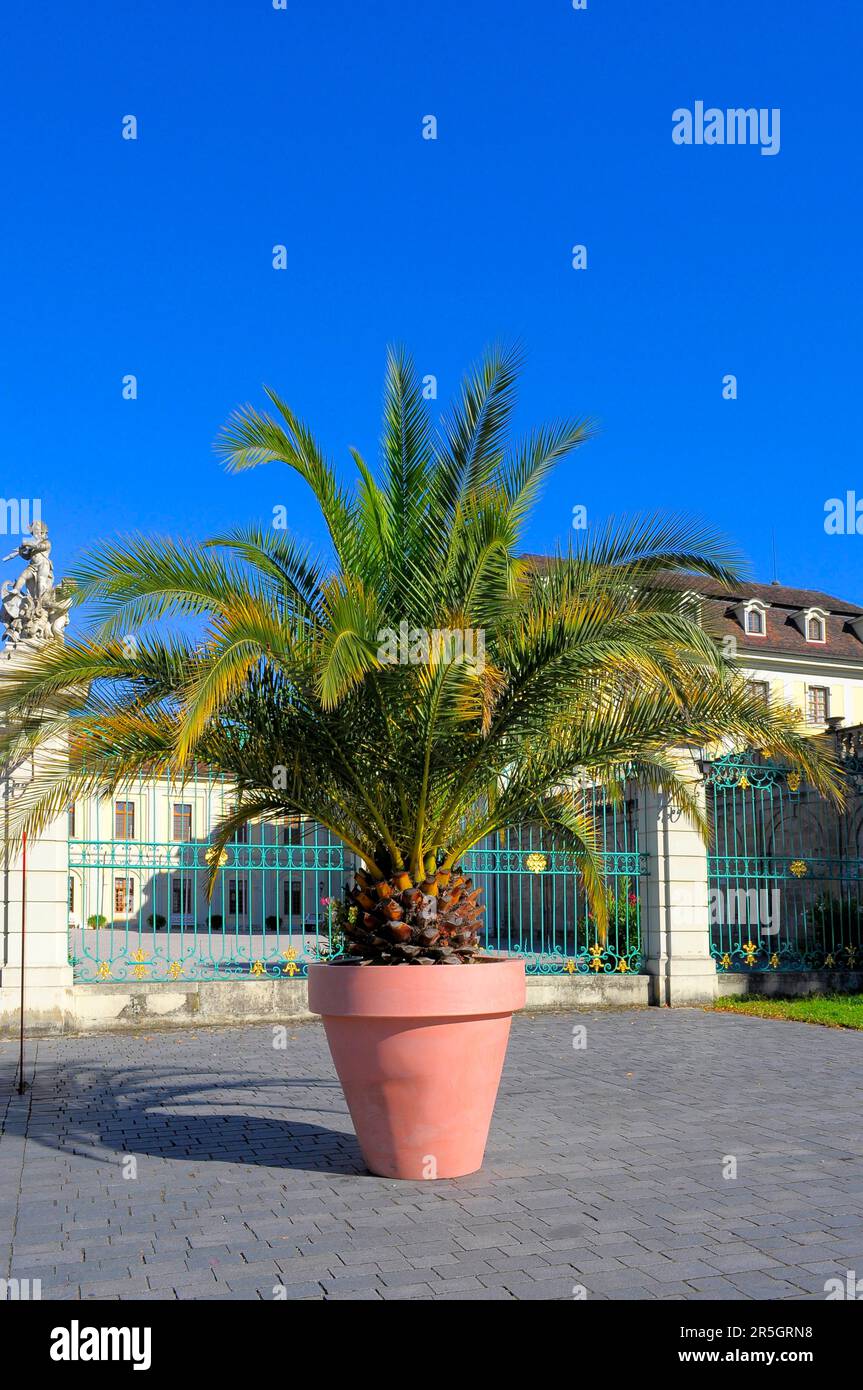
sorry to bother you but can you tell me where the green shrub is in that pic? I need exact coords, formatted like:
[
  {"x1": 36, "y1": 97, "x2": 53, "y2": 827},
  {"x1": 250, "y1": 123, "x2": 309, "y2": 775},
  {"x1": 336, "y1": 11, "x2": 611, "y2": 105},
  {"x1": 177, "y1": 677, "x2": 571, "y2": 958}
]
[{"x1": 587, "y1": 878, "x2": 641, "y2": 954}]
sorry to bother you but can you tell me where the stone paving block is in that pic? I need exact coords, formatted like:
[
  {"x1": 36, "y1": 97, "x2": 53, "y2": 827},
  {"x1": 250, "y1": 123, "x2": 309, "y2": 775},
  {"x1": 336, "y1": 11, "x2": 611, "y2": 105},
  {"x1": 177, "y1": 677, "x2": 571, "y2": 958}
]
[
  {"x1": 324, "y1": 1288, "x2": 383, "y2": 1300},
  {"x1": 377, "y1": 1267, "x2": 445, "y2": 1289},
  {"x1": 263, "y1": 1279, "x2": 323, "y2": 1299},
  {"x1": 319, "y1": 1273, "x2": 381, "y2": 1294},
  {"x1": 705, "y1": 1249, "x2": 783, "y2": 1274},
  {"x1": 76, "y1": 1277, "x2": 153, "y2": 1298},
  {"x1": 432, "y1": 1257, "x2": 500, "y2": 1277},
  {"x1": 378, "y1": 1282, "x2": 436, "y2": 1299},
  {"x1": 728, "y1": 1272, "x2": 814, "y2": 1298},
  {"x1": 437, "y1": 1286, "x2": 516, "y2": 1300},
  {"x1": 681, "y1": 1275, "x2": 754, "y2": 1298},
  {"x1": 600, "y1": 1284, "x2": 659, "y2": 1300},
  {"x1": 505, "y1": 1274, "x2": 579, "y2": 1300},
  {"x1": 273, "y1": 1254, "x2": 341, "y2": 1279},
  {"x1": 2, "y1": 1010, "x2": 862, "y2": 1303}
]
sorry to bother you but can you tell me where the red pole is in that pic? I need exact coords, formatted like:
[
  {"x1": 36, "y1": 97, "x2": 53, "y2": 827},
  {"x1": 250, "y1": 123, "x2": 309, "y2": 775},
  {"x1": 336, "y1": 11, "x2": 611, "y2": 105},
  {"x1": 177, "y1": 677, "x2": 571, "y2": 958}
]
[{"x1": 17, "y1": 830, "x2": 27, "y2": 1095}]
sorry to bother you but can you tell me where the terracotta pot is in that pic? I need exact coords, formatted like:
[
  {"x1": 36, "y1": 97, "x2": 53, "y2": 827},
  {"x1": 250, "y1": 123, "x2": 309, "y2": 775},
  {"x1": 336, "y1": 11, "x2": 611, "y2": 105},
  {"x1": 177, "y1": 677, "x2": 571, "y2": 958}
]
[{"x1": 307, "y1": 959, "x2": 526, "y2": 1179}]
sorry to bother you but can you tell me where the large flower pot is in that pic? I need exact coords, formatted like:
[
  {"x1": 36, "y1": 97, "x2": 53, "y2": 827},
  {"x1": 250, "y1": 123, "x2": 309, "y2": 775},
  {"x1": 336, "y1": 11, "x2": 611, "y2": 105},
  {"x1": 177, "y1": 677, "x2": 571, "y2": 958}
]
[{"x1": 307, "y1": 959, "x2": 526, "y2": 1179}]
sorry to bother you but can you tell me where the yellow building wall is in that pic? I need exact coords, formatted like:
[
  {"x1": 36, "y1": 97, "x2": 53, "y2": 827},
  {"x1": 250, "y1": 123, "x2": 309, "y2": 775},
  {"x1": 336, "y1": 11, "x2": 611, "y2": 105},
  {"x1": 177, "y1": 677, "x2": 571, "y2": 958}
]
[
  {"x1": 849, "y1": 686, "x2": 863, "y2": 724},
  {"x1": 743, "y1": 671, "x2": 863, "y2": 734}
]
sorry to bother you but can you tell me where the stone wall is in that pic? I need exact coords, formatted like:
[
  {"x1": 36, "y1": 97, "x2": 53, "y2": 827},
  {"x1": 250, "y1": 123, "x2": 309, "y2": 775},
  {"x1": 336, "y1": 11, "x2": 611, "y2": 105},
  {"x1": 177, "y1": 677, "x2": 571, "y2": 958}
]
[{"x1": 0, "y1": 972, "x2": 650, "y2": 1036}]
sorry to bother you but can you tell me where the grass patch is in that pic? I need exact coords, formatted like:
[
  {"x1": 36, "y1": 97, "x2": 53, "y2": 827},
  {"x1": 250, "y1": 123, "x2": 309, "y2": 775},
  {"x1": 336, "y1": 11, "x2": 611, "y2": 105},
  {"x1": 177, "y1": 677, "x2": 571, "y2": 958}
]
[{"x1": 713, "y1": 993, "x2": 863, "y2": 1030}]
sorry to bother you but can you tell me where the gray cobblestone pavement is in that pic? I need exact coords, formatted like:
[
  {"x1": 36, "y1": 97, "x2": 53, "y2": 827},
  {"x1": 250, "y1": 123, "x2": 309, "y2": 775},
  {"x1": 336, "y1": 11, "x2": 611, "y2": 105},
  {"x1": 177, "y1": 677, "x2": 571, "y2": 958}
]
[{"x1": 1, "y1": 1008, "x2": 861, "y2": 1301}]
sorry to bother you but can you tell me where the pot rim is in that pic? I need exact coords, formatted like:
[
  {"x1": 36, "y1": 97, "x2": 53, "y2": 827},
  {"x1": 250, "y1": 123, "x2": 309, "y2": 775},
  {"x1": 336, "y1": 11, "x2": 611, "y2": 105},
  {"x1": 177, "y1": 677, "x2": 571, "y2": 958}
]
[{"x1": 307, "y1": 956, "x2": 526, "y2": 1019}]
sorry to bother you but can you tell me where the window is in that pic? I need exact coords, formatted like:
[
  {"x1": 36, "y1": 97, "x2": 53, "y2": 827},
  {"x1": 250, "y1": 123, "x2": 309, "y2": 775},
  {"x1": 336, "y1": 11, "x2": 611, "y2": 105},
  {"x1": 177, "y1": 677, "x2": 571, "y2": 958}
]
[
  {"x1": 283, "y1": 816, "x2": 303, "y2": 844},
  {"x1": 228, "y1": 879, "x2": 248, "y2": 915},
  {"x1": 807, "y1": 615, "x2": 825, "y2": 642},
  {"x1": 114, "y1": 877, "x2": 135, "y2": 913},
  {"x1": 172, "y1": 876, "x2": 193, "y2": 916},
  {"x1": 283, "y1": 881, "x2": 302, "y2": 917},
  {"x1": 68, "y1": 803, "x2": 76, "y2": 838},
  {"x1": 68, "y1": 876, "x2": 75, "y2": 911},
  {"x1": 745, "y1": 608, "x2": 765, "y2": 635},
  {"x1": 746, "y1": 680, "x2": 770, "y2": 703},
  {"x1": 234, "y1": 822, "x2": 250, "y2": 845},
  {"x1": 173, "y1": 803, "x2": 193, "y2": 841},
  {"x1": 115, "y1": 800, "x2": 135, "y2": 839},
  {"x1": 806, "y1": 686, "x2": 829, "y2": 724}
]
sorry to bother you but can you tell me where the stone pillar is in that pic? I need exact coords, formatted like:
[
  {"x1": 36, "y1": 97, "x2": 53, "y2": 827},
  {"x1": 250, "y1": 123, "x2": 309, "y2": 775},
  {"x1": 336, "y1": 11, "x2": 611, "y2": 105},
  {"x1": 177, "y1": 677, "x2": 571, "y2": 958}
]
[
  {"x1": 640, "y1": 749, "x2": 718, "y2": 1005},
  {"x1": 0, "y1": 736, "x2": 74, "y2": 1035}
]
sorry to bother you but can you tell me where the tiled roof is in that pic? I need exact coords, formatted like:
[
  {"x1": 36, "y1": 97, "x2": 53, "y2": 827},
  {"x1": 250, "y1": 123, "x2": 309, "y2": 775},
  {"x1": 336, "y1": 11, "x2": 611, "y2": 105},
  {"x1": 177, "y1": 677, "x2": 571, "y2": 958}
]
[{"x1": 522, "y1": 556, "x2": 863, "y2": 664}]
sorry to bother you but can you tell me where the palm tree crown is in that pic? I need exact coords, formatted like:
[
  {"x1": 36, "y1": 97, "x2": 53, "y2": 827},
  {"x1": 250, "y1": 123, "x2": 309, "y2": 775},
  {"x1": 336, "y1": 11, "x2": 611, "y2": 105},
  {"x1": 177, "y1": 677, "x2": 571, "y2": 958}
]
[{"x1": 0, "y1": 346, "x2": 840, "y2": 949}]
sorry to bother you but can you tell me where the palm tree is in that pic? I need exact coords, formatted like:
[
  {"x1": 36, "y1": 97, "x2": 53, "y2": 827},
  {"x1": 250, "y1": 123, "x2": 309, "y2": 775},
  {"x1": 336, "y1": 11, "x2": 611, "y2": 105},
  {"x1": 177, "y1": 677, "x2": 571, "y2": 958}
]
[{"x1": 0, "y1": 346, "x2": 841, "y2": 962}]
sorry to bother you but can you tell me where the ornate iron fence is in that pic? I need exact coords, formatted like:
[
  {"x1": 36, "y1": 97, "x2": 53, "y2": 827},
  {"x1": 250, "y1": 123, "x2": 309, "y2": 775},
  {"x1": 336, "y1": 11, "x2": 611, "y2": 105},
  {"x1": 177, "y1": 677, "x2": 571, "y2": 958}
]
[
  {"x1": 462, "y1": 784, "x2": 646, "y2": 975},
  {"x1": 706, "y1": 747, "x2": 863, "y2": 973},
  {"x1": 67, "y1": 771, "x2": 352, "y2": 982},
  {"x1": 68, "y1": 773, "x2": 647, "y2": 981}
]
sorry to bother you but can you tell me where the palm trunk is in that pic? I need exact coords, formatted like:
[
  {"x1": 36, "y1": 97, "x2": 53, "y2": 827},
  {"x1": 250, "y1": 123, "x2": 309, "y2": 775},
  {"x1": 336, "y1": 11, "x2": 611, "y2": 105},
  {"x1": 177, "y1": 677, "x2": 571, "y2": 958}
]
[{"x1": 342, "y1": 868, "x2": 485, "y2": 964}]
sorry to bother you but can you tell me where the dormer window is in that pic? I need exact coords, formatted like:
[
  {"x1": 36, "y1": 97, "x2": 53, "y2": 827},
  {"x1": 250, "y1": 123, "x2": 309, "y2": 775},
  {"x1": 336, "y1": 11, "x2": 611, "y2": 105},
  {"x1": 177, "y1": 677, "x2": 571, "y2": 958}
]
[
  {"x1": 680, "y1": 589, "x2": 703, "y2": 623},
  {"x1": 733, "y1": 598, "x2": 769, "y2": 636},
  {"x1": 791, "y1": 606, "x2": 829, "y2": 642}
]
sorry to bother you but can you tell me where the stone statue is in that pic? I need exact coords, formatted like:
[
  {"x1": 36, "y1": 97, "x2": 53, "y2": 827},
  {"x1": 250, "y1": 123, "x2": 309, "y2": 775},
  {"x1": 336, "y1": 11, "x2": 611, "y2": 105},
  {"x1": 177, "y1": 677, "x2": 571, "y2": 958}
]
[{"x1": 1, "y1": 520, "x2": 74, "y2": 656}]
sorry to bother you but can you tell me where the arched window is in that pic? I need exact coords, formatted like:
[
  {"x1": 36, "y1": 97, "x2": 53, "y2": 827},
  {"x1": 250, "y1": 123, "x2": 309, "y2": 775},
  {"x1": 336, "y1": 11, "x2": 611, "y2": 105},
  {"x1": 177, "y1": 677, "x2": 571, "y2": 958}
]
[{"x1": 807, "y1": 615, "x2": 825, "y2": 642}]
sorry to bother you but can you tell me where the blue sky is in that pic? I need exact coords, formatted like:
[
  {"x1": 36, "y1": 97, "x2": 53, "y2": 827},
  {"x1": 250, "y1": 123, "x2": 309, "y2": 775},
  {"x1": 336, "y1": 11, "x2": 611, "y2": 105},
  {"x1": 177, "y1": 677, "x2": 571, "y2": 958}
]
[{"x1": 2, "y1": 0, "x2": 861, "y2": 599}]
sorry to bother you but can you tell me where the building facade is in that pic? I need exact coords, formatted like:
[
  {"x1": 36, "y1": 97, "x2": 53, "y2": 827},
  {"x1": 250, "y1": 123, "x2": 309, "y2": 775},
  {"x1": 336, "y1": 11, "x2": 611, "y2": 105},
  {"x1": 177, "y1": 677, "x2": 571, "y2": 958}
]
[{"x1": 692, "y1": 576, "x2": 863, "y2": 730}]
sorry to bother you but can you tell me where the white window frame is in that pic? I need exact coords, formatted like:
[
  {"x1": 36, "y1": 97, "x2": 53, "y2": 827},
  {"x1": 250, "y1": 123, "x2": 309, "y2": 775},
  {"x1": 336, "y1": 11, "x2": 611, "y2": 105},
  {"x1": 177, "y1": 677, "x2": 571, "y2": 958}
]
[
  {"x1": 173, "y1": 803, "x2": 193, "y2": 842},
  {"x1": 746, "y1": 679, "x2": 770, "y2": 703},
  {"x1": 114, "y1": 876, "x2": 135, "y2": 915},
  {"x1": 805, "y1": 685, "x2": 830, "y2": 724},
  {"x1": 739, "y1": 599, "x2": 769, "y2": 637},
  {"x1": 792, "y1": 606, "x2": 829, "y2": 643}
]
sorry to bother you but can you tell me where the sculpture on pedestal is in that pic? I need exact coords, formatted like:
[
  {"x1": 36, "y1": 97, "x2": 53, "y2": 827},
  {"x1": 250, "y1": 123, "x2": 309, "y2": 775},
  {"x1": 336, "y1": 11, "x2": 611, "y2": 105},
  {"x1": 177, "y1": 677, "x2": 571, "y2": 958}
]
[{"x1": 1, "y1": 520, "x2": 74, "y2": 656}]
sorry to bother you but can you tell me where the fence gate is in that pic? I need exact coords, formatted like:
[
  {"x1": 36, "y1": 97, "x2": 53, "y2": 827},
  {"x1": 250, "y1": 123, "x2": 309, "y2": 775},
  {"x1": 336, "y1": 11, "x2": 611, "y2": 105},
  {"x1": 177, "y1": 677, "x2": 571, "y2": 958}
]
[{"x1": 705, "y1": 749, "x2": 863, "y2": 972}]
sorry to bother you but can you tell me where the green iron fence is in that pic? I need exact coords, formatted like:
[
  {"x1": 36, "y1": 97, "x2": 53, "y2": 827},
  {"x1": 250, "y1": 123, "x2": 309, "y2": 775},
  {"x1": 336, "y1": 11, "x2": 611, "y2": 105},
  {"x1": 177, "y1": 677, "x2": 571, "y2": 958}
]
[
  {"x1": 706, "y1": 748, "x2": 863, "y2": 973},
  {"x1": 68, "y1": 772, "x2": 647, "y2": 980},
  {"x1": 68, "y1": 770, "x2": 351, "y2": 982},
  {"x1": 463, "y1": 784, "x2": 646, "y2": 975}
]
